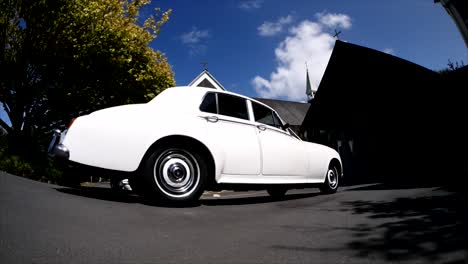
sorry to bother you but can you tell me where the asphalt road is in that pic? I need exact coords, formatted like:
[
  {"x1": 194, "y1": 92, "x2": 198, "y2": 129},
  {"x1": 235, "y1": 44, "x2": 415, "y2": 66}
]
[{"x1": 1, "y1": 171, "x2": 466, "y2": 264}]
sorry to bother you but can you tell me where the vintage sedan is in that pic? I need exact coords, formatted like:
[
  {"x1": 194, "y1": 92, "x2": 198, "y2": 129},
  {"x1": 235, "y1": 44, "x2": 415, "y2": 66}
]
[{"x1": 49, "y1": 87, "x2": 343, "y2": 202}]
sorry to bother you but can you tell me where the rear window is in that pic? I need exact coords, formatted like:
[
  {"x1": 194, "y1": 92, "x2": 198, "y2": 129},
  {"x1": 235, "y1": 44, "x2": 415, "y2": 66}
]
[
  {"x1": 218, "y1": 94, "x2": 248, "y2": 120},
  {"x1": 199, "y1": 92, "x2": 217, "y2": 114},
  {"x1": 199, "y1": 92, "x2": 249, "y2": 120}
]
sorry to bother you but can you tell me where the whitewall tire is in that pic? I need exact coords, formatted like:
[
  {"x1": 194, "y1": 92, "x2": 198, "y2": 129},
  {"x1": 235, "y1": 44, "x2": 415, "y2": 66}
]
[
  {"x1": 141, "y1": 145, "x2": 207, "y2": 203},
  {"x1": 319, "y1": 164, "x2": 339, "y2": 194}
]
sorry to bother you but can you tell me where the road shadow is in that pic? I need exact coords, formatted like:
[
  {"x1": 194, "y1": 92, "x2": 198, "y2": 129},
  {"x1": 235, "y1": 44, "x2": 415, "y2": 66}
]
[
  {"x1": 346, "y1": 182, "x2": 445, "y2": 191},
  {"x1": 55, "y1": 186, "x2": 319, "y2": 208},
  {"x1": 341, "y1": 192, "x2": 467, "y2": 263}
]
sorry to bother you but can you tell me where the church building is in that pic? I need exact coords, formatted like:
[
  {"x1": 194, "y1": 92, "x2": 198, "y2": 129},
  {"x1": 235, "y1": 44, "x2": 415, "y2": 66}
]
[{"x1": 300, "y1": 40, "x2": 464, "y2": 184}]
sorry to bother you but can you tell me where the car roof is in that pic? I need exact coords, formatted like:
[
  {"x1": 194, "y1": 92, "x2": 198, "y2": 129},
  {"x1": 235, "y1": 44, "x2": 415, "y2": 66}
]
[{"x1": 168, "y1": 86, "x2": 276, "y2": 112}]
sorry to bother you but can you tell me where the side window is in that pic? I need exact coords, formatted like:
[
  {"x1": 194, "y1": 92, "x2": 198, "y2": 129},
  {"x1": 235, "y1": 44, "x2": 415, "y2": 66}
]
[
  {"x1": 252, "y1": 103, "x2": 276, "y2": 127},
  {"x1": 218, "y1": 94, "x2": 249, "y2": 120},
  {"x1": 199, "y1": 92, "x2": 217, "y2": 114},
  {"x1": 272, "y1": 112, "x2": 284, "y2": 129}
]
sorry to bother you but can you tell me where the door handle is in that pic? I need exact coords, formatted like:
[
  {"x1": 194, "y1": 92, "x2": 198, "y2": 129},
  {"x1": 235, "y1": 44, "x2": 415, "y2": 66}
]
[
  {"x1": 204, "y1": 116, "x2": 219, "y2": 123},
  {"x1": 257, "y1": 125, "x2": 266, "y2": 131}
]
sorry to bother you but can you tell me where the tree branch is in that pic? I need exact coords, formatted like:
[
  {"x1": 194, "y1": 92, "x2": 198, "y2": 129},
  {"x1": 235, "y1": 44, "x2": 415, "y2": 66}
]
[
  {"x1": 0, "y1": 99, "x2": 13, "y2": 133},
  {"x1": 0, "y1": 118, "x2": 12, "y2": 134},
  {"x1": 1, "y1": 99, "x2": 12, "y2": 116}
]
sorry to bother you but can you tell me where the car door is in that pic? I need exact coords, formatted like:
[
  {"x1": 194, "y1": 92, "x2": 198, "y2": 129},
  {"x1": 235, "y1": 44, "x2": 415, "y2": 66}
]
[
  {"x1": 199, "y1": 92, "x2": 261, "y2": 175},
  {"x1": 251, "y1": 102, "x2": 308, "y2": 176}
]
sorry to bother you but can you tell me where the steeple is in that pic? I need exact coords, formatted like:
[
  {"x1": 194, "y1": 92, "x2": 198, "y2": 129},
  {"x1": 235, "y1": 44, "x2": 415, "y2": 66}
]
[{"x1": 305, "y1": 63, "x2": 314, "y2": 102}]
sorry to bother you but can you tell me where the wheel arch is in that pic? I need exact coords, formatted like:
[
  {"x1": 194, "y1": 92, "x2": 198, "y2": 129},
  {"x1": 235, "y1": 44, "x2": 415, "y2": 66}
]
[
  {"x1": 329, "y1": 158, "x2": 343, "y2": 179},
  {"x1": 137, "y1": 135, "x2": 216, "y2": 186}
]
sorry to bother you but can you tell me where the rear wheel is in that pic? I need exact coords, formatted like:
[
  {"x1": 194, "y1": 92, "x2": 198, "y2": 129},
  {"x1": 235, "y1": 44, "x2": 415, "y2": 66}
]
[
  {"x1": 319, "y1": 164, "x2": 339, "y2": 194},
  {"x1": 140, "y1": 144, "x2": 207, "y2": 203}
]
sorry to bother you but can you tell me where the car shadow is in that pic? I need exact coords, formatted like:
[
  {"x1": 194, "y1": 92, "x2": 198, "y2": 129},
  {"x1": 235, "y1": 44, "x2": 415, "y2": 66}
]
[
  {"x1": 201, "y1": 192, "x2": 320, "y2": 206},
  {"x1": 56, "y1": 186, "x2": 140, "y2": 203},
  {"x1": 55, "y1": 186, "x2": 320, "y2": 208}
]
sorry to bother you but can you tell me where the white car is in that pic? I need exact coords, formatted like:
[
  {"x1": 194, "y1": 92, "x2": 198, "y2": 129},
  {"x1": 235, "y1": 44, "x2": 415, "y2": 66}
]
[{"x1": 49, "y1": 87, "x2": 343, "y2": 202}]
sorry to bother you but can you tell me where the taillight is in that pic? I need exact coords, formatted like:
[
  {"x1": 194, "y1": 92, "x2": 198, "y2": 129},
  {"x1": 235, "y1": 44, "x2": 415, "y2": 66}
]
[{"x1": 67, "y1": 118, "x2": 76, "y2": 129}]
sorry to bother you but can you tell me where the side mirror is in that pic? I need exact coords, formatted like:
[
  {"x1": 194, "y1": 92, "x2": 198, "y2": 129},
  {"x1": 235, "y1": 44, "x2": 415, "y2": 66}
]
[{"x1": 282, "y1": 123, "x2": 290, "y2": 130}]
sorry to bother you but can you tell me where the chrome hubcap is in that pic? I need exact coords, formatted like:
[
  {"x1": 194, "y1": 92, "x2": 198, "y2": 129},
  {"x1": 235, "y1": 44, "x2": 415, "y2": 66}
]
[
  {"x1": 154, "y1": 149, "x2": 199, "y2": 197},
  {"x1": 327, "y1": 169, "x2": 338, "y2": 189},
  {"x1": 163, "y1": 159, "x2": 190, "y2": 188}
]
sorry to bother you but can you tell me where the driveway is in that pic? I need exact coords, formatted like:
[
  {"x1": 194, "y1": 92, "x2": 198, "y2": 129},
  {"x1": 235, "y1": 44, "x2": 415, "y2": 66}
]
[{"x1": 0, "y1": 171, "x2": 466, "y2": 264}]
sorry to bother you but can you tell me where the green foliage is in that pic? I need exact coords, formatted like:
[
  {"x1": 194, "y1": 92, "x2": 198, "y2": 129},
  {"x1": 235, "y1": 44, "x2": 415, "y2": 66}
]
[
  {"x1": 0, "y1": 0, "x2": 174, "y2": 137},
  {"x1": 0, "y1": 151, "x2": 66, "y2": 184},
  {"x1": 0, "y1": 134, "x2": 64, "y2": 183},
  {"x1": 0, "y1": 153, "x2": 35, "y2": 177},
  {"x1": 438, "y1": 59, "x2": 465, "y2": 75},
  {"x1": 0, "y1": 0, "x2": 174, "y2": 180}
]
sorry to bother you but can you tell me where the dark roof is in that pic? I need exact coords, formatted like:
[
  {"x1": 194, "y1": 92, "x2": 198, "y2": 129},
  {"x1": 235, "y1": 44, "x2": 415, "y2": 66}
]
[
  {"x1": 254, "y1": 98, "x2": 310, "y2": 126},
  {"x1": 299, "y1": 40, "x2": 463, "y2": 178},
  {"x1": 301, "y1": 40, "x2": 441, "y2": 131}
]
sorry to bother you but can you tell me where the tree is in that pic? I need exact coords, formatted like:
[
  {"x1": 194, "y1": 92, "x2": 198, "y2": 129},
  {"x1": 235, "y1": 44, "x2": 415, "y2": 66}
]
[{"x1": 0, "y1": 0, "x2": 175, "y2": 157}]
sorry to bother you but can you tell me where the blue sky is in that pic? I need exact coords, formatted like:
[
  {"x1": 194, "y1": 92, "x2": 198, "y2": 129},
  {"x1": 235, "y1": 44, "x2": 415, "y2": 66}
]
[
  {"x1": 1, "y1": 0, "x2": 467, "y2": 127},
  {"x1": 148, "y1": 0, "x2": 467, "y2": 100}
]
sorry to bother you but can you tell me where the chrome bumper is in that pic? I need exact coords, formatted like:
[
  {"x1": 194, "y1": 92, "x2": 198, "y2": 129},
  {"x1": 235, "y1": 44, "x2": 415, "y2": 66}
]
[{"x1": 48, "y1": 129, "x2": 69, "y2": 159}]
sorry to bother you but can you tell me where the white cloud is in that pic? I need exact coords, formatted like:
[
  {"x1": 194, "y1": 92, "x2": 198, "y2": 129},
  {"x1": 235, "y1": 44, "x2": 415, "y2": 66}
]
[
  {"x1": 316, "y1": 12, "x2": 351, "y2": 29},
  {"x1": 180, "y1": 27, "x2": 210, "y2": 55},
  {"x1": 180, "y1": 27, "x2": 210, "y2": 44},
  {"x1": 252, "y1": 13, "x2": 352, "y2": 101},
  {"x1": 383, "y1": 48, "x2": 395, "y2": 55},
  {"x1": 258, "y1": 15, "x2": 293, "y2": 37},
  {"x1": 239, "y1": 0, "x2": 263, "y2": 10}
]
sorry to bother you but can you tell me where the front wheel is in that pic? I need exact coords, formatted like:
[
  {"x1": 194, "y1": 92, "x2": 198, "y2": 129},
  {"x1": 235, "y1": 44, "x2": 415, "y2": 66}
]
[
  {"x1": 140, "y1": 145, "x2": 207, "y2": 203},
  {"x1": 319, "y1": 164, "x2": 339, "y2": 194}
]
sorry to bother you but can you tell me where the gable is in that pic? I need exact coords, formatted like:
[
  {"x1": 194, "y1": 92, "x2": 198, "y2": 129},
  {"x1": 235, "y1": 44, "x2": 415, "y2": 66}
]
[
  {"x1": 197, "y1": 78, "x2": 216, "y2": 89},
  {"x1": 188, "y1": 70, "x2": 226, "y2": 90}
]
